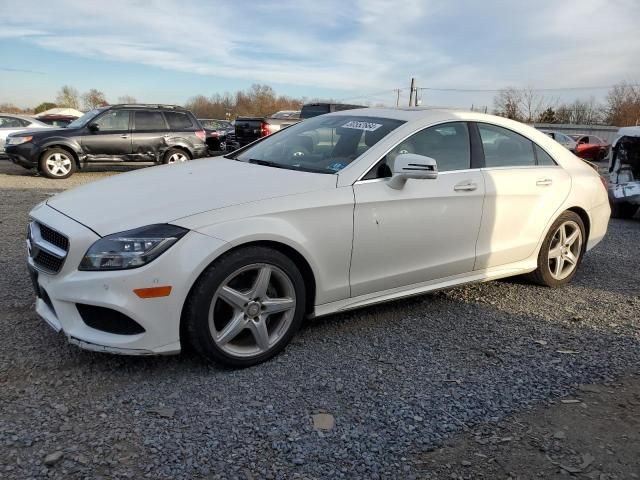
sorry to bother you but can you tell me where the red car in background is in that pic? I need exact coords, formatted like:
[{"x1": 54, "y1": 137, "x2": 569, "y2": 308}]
[{"x1": 570, "y1": 134, "x2": 610, "y2": 162}]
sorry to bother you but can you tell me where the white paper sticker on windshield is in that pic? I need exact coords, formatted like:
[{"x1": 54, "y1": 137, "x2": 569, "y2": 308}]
[{"x1": 341, "y1": 120, "x2": 382, "y2": 131}]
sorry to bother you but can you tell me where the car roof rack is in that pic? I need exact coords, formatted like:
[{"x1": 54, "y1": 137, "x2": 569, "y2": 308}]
[{"x1": 110, "y1": 104, "x2": 186, "y2": 110}]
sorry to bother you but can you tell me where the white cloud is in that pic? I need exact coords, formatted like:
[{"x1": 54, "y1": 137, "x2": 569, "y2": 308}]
[{"x1": 1, "y1": 0, "x2": 639, "y2": 104}]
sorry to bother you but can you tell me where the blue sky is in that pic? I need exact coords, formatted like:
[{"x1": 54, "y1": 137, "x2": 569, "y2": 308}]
[{"x1": 1, "y1": 0, "x2": 639, "y2": 109}]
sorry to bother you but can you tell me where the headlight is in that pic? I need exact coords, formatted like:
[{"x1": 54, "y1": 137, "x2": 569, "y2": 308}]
[
  {"x1": 79, "y1": 224, "x2": 188, "y2": 271},
  {"x1": 7, "y1": 135, "x2": 33, "y2": 146}
]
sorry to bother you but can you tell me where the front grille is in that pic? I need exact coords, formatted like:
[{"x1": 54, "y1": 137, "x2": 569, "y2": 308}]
[
  {"x1": 28, "y1": 221, "x2": 69, "y2": 274},
  {"x1": 39, "y1": 224, "x2": 69, "y2": 251},
  {"x1": 33, "y1": 249, "x2": 65, "y2": 273}
]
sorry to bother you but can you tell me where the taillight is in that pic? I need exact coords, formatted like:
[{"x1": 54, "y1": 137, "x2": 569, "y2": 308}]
[
  {"x1": 195, "y1": 130, "x2": 206, "y2": 142},
  {"x1": 260, "y1": 122, "x2": 270, "y2": 137},
  {"x1": 599, "y1": 174, "x2": 608, "y2": 191}
]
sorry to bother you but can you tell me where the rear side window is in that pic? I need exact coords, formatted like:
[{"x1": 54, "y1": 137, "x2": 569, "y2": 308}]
[
  {"x1": 478, "y1": 124, "x2": 536, "y2": 167},
  {"x1": 134, "y1": 111, "x2": 167, "y2": 131},
  {"x1": 534, "y1": 144, "x2": 557, "y2": 166},
  {"x1": 164, "y1": 111, "x2": 194, "y2": 130},
  {"x1": 0, "y1": 116, "x2": 27, "y2": 128}
]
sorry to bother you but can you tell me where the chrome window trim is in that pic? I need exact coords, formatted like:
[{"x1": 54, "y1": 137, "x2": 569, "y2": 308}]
[{"x1": 355, "y1": 120, "x2": 473, "y2": 182}]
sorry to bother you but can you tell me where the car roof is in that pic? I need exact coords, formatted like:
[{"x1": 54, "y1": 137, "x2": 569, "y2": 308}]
[
  {"x1": 617, "y1": 126, "x2": 640, "y2": 138},
  {"x1": 0, "y1": 113, "x2": 37, "y2": 121}
]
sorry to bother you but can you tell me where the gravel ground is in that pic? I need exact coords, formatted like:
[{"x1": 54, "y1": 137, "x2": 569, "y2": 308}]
[{"x1": 0, "y1": 161, "x2": 639, "y2": 479}]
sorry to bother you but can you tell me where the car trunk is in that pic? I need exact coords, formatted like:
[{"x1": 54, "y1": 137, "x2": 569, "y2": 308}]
[{"x1": 234, "y1": 118, "x2": 264, "y2": 147}]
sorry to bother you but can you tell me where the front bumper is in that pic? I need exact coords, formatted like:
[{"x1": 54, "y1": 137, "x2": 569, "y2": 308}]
[
  {"x1": 6, "y1": 142, "x2": 41, "y2": 168},
  {"x1": 28, "y1": 203, "x2": 229, "y2": 355}
]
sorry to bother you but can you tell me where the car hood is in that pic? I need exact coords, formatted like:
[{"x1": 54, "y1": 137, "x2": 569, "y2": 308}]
[{"x1": 46, "y1": 158, "x2": 337, "y2": 236}]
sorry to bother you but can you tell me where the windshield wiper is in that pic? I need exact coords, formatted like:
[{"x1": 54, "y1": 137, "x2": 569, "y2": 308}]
[{"x1": 247, "y1": 159, "x2": 332, "y2": 174}]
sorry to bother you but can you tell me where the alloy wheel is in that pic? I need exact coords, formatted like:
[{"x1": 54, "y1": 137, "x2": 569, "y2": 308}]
[
  {"x1": 45, "y1": 152, "x2": 72, "y2": 177},
  {"x1": 548, "y1": 220, "x2": 582, "y2": 280},
  {"x1": 167, "y1": 152, "x2": 188, "y2": 163},
  {"x1": 208, "y1": 263, "x2": 296, "y2": 358}
]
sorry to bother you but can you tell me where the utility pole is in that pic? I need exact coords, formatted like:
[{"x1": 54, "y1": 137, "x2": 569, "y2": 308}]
[
  {"x1": 409, "y1": 78, "x2": 416, "y2": 107},
  {"x1": 394, "y1": 89, "x2": 401, "y2": 107}
]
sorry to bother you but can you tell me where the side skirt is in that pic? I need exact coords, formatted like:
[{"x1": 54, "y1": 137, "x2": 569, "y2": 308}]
[{"x1": 311, "y1": 260, "x2": 536, "y2": 318}]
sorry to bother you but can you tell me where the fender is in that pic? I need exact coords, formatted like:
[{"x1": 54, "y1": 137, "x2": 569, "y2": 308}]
[
  {"x1": 39, "y1": 136, "x2": 83, "y2": 158},
  {"x1": 159, "y1": 137, "x2": 196, "y2": 159}
]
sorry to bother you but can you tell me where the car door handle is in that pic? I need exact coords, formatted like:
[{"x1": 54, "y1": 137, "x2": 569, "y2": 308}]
[
  {"x1": 120, "y1": 135, "x2": 129, "y2": 139},
  {"x1": 536, "y1": 178, "x2": 553, "y2": 186},
  {"x1": 453, "y1": 182, "x2": 477, "y2": 192}
]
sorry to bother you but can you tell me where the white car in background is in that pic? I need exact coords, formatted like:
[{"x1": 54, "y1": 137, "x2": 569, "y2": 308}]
[
  {"x1": 0, "y1": 114, "x2": 53, "y2": 157},
  {"x1": 540, "y1": 130, "x2": 578, "y2": 152},
  {"x1": 27, "y1": 108, "x2": 610, "y2": 366}
]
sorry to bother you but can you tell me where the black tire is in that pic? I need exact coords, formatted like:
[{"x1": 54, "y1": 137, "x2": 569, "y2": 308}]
[
  {"x1": 611, "y1": 201, "x2": 638, "y2": 219},
  {"x1": 162, "y1": 148, "x2": 191, "y2": 165},
  {"x1": 183, "y1": 246, "x2": 306, "y2": 367},
  {"x1": 527, "y1": 211, "x2": 586, "y2": 287},
  {"x1": 39, "y1": 148, "x2": 77, "y2": 179}
]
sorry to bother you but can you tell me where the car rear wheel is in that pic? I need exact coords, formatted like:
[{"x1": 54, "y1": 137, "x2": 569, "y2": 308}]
[
  {"x1": 611, "y1": 201, "x2": 638, "y2": 219},
  {"x1": 527, "y1": 211, "x2": 585, "y2": 287},
  {"x1": 184, "y1": 246, "x2": 306, "y2": 367},
  {"x1": 162, "y1": 148, "x2": 190, "y2": 164},
  {"x1": 39, "y1": 148, "x2": 76, "y2": 179}
]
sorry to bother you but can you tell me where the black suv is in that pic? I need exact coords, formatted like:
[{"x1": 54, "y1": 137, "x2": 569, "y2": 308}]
[{"x1": 5, "y1": 104, "x2": 208, "y2": 179}]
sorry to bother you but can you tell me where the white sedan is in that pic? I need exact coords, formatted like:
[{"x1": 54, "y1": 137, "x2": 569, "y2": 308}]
[
  {"x1": 0, "y1": 114, "x2": 52, "y2": 156},
  {"x1": 27, "y1": 108, "x2": 610, "y2": 366}
]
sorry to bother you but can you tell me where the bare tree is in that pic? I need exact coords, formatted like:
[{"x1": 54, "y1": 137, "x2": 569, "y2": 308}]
[
  {"x1": 493, "y1": 87, "x2": 522, "y2": 121},
  {"x1": 605, "y1": 82, "x2": 640, "y2": 126},
  {"x1": 117, "y1": 95, "x2": 137, "y2": 104},
  {"x1": 555, "y1": 98, "x2": 603, "y2": 125},
  {"x1": 82, "y1": 89, "x2": 108, "y2": 110},
  {"x1": 56, "y1": 85, "x2": 80, "y2": 109}
]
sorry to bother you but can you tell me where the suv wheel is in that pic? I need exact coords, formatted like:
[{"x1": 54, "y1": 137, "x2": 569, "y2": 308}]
[
  {"x1": 163, "y1": 148, "x2": 190, "y2": 164},
  {"x1": 39, "y1": 148, "x2": 76, "y2": 179}
]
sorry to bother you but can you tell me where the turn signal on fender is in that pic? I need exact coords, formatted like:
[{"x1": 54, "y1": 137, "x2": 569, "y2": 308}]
[{"x1": 133, "y1": 286, "x2": 172, "y2": 298}]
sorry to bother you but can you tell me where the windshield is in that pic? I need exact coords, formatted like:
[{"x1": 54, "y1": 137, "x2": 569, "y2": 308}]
[
  {"x1": 234, "y1": 115, "x2": 405, "y2": 174},
  {"x1": 66, "y1": 108, "x2": 104, "y2": 129}
]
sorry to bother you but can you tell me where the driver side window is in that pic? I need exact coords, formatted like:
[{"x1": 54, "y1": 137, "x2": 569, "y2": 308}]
[
  {"x1": 95, "y1": 110, "x2": 130, "y2": 131},
  {"x1": 363, "y1": 122, "x2": 471, "y2": 179}
]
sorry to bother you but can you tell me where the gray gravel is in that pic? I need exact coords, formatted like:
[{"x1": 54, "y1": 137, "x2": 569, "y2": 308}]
[{"x1": 1, "y1": 160, "x2": 639, "y2": 479}]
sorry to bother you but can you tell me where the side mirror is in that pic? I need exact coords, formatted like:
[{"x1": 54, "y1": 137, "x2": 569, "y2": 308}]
[
  {"x1": 387, "y1": 153, "x2": 438, "y2": 189},
  {"x1": 88, "y1": 123, "x2": 99, "y2": 133}
]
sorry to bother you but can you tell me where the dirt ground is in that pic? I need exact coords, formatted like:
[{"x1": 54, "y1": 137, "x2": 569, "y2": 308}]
[{"x1": 417, "y1": 374, "x2": 640, "y2": 479}]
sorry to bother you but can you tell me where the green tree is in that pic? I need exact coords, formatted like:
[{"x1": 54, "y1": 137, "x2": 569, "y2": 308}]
[
  {"x1": 537, "y1": 107, "x2": 557, "y2": 124},
  {"x1": 34, "y1": 102, "x2": 58, "y2": 114}
]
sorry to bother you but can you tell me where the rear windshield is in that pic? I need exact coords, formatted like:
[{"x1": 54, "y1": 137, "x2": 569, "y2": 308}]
[
  {"x1": 300, "y1": 105, "x2": 330, "y2": 119},
  {"x1": 234, "y1": 115, "x2": 405, "y2": 174}
]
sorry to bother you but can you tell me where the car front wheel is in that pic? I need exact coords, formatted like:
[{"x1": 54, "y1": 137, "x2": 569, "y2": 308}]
[
  {"x1": 184, "y1": 246, "x2": 306, "y2": 367},
  {"x1": 39, "y1": 148, "x2": 76, "y2": 179},
  {"x1": 527, "y1": 211, "x2": 585, "y2": 287}
]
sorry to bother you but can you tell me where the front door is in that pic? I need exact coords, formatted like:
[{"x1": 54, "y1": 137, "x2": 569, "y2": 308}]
[
  {"x1": 131, "y1": 110, "x2": 169, "y2": 161},
  {"x1": 81, "y1": 110, "x2": 131, "y2": 157},
  {"x1": 350, "y1": 122, "x2": 485, "y2": 297}
]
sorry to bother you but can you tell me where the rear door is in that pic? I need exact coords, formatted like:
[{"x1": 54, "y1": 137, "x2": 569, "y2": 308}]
[
  {"x1": 474, "y1": 123, "x2": 571, "y2": 269},
  {"x1": 131, "y1": 110, "x2": 169, "y2": 161},
  {"x1": 81, "y1": 109, "x2": 132, "y2": 157}
]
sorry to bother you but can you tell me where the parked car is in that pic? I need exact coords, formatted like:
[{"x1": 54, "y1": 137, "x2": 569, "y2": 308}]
[
  {"x1": 540, "y1": 130, "x2": 577, "y2": 152},
  {"x1": 26, "y1": 108, "x2": 610, "y2": 366},
  {"x1": 5, "y1": 104, "x2": 207, "y2": 179},
  {"x1": 0, "y1": 114, "x2": 53, "y2": 158},
  {"x1": 570, "y1": 134, "x2": 609, "y2": 162},
  {"x1": 300, "y1": 102, "x2": 366, "y2": 119},
  {"x1": 234, "y1": 112, "x2": 300, "y2": 147},
  {"x1": 37, "y1": 114, "x2": 79, "y2": 128},
  {"x1": 199, "y1": 119, "x2": 235, "y2": 153},
  {"x1": 608, "y1": 126, "x2": 640, "y2": 218}
]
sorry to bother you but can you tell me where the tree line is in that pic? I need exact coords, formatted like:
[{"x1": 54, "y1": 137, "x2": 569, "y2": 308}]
[
  {"x1": 493, "y1": 82, "x2": 640, "y2": 126},
  {"x1": 2, "y1": 81, "x2": 639, "y2": 126}
]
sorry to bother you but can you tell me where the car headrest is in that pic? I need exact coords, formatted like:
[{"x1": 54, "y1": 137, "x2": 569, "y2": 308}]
[
  {"x1": 364, "y1": 127, "x2": 388, "y2": 147},
  {"x1": 496, "y1": 138, "x2": 523, "y2": 157}
]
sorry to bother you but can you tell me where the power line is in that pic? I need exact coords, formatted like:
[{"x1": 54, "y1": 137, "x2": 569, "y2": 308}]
[{"x1": 417, "y1": 84, "x2": 640, "y2": 93}]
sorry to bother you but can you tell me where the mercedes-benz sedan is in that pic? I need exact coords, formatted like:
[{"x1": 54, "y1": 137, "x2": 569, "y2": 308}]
[{"x1": 27, "y1": 108, "x2": 610, "y2": 366}]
